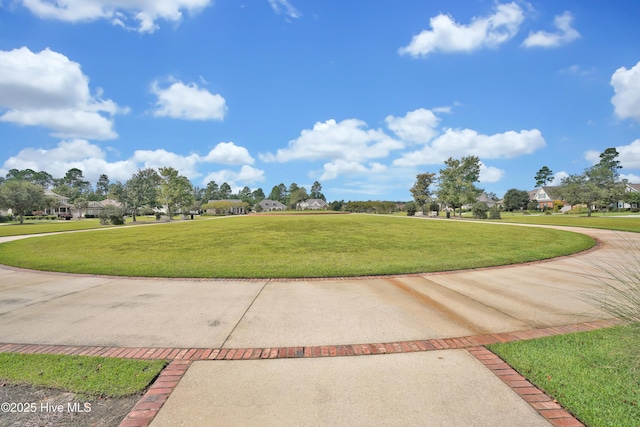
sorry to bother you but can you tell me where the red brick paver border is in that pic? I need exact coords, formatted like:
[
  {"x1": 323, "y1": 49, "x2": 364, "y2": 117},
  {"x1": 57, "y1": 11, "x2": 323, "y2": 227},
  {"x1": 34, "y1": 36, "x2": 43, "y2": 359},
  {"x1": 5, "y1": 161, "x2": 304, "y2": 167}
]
[{"x1": 1, "y1": 319, "x2": 618, "y2": 426}]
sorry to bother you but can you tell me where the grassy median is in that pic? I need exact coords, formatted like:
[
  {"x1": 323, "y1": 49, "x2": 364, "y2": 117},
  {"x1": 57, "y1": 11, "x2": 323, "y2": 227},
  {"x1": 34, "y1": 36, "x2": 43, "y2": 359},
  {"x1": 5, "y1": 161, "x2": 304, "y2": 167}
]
[
  {"x1": 488, "y1": 326, "x2": 640, "y2": 427},
  {"x1": 0, "y1": 353, "x2": 166, "y2": 397},
  {"x1": 0, "y1": 214, "x2": 594, "y2": 278}
]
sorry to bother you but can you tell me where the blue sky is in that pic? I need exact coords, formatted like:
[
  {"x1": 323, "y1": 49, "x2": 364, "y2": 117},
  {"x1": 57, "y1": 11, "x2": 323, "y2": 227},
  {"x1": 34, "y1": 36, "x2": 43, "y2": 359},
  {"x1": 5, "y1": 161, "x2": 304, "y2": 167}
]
[{"x1": 1, "y1": 0, "x2": 640, "y2": 202}]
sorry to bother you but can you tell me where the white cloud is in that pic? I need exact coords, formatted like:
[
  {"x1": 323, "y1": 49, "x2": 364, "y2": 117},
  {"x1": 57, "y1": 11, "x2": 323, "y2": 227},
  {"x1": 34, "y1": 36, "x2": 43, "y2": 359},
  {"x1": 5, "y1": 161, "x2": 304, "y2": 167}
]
[
  {"x1": 261, "y1": 118, "x2": 404, "y2": 163},
  {"x1": 523, "y1": 11, "x2": 580, "y2": 48},
  {"x1": 559, "y1": 65, "x2": 594, "y2": 77},
  {"x1": 268, "y1": 0, "x2": 300, "y2": 19},
  {"x1": 385, "y1": 108, "x2": 441, "y2": 144},
  {"x1": 621, "y1": 173, "x2": 640, "y2": 183},
  {"x1": 20, "y1": 0, "x2": 212, "y2": 33},
  {"x1": 1, "y1": 139, "x2": 259, "y2": 185},
  {"x1": 0, "y1": 47, "x2": 124, "y2": 140},
  {"x1": 611, "y1": 60, "x2": 640, "y2": 121},
  {"x1": 0, "y1": 139, "x2": 137, "y2": 183},
  {"x1": 320, "y1": 160, "x2": 386, "y2": 181},
  {"x1": 479, "y1": 163, "x2": 504, "y2": 183},
  {"x1": 202, "y1": 142, "x2": 254, "y2": 165},
  {"x1": 151, "y1": 80, "x2": 227, "y2": 121},
  {"x1": 133, "y1": 149, "x2": 202, "y2": 178},
  {"x1": 398, "y1": 2, "x2": 524, "y2": 57},
  {"x1": 550, "y1": 171, "x2": 569, "y2": 185},
  {"x1": 394, "y1": 128, "x2": 546, "y2": 166},
  {"x1": 202, "y1": 165, "x2": 265, "y2": 187},
  {"x1": 614, "y1": 139, "x2": 640, "y2": 169}
]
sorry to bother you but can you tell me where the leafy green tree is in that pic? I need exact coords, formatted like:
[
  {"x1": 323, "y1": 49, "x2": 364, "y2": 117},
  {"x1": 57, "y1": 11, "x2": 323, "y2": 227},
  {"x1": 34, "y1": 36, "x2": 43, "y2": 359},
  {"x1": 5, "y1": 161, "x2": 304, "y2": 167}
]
[
  {"x1": 472, "y1": 202, "x2": 489, "y2": 219},
  {"x1": 251, "y1": 188, "x2": 265, "y2": 204},
  {"x1": 310, "y1": 181, "x2": 323, "y2": 199},
  {"x1": 436, "y1": 156, "x2": 483, "y2": 217},
  {"x1": 502, "y1": 188, "x2": 530, "y2": 212},
  {"x1": 489, "y1": 206, "x2": 502, "y2": 219},
  {"x1": 0, "y1": 180, "x2": 45, "y2": 224},
  {"x1": 219, "y1": 182, "x2": 232, "y2": 199},
  {"x1": 289, "y1": 187, "x2": 309, "y2": 208},
  {"x1": 410, "y1": 172, "x2": 436, "y2": 214},
  {"x1": 238, "y1": 186, "x2": 252, "y2": 203},
  {"x1": 99, "y1": 205, "x2": 126, "y2": 225},
  {"x1": 405, "y1": 201, "x2": 417, "y2": 216},
  {"x1": 203, "y1": 181, "x2": 220, "y2": 201},
  {"x1": 53, "y1": 168, "x2": 90, "y2": 201},
  {"x1": 269, "y1": 183, "x2": 289, "y2": 204},
  {"x1": 330, "y1": 200, "x2": 343, "y2": 211},
  {"x1": 158, "y1": 167, "x2": 194, "y2": 220},
  {"x1": 114, "y1": 168, "x2": 161, "y2": 222},
  {"x1": 557, "y1": 173, "x2": 599, "y2": 216},
  {"x1": 588, "y1": 147, "x2": 625, "y2": 212},
  {"x1": 96, "y1": 174, "x2": 110, "y2": 197},
  {"x1": 72, "y1": 197, "x2": 89, "y2": 219},
  {"x1": 535, "y1": 166, "x2": 554, "y2": 187}
]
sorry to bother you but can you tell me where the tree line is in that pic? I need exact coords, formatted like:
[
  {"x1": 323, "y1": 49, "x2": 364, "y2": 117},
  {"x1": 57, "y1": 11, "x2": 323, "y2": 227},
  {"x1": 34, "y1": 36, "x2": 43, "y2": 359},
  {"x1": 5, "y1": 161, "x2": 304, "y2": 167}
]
[
  {"x1": 411, "y1": 148, "x2": 636, "y2": 218},
  {"x1": 0, "y1": 166, "x2": 328, "y2": 223}
]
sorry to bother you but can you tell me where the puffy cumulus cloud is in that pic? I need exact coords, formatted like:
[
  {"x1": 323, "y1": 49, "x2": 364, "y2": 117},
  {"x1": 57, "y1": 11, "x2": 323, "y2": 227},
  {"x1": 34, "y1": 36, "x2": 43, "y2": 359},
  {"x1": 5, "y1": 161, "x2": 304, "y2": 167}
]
[
  {"x1": 268, "y1": 0, "x2": 300, "y2": 19},
  {"x1": 1, "y1": 139, "x2": 137, "y2": 182},
  {"x1": 611, "y1": 61, "x2": 640, "y2": 121},
  {"x1": 523, "y1": 11, "x2": 580, "y2": 48},
  {"x1": 585, "y1": 140, "x2": 640, "y2": 169},
  {"x1": 479, "y1": 163, "x2": 504, "y2": 183},
  {"x1": 393, "y1": 128, "x2": 546, "y2": 166},
  {"x1": 1, "y1": 139, "x2": 259, "y2": 185},
  {"x1": 320, "y1": 160, "x2": 386, "y2": 181},
  {"x1": 202, "y1": 142, "x2": 254, "y2": 165},
  {"x1": 20, "y1": 0, "x2": 212, "y2": 33},
  {"x1": 261, "y1": 118, "x2": 403, "y2": 163},
  {"x1": 0, "y1": 47, "x2": 124, "y2": 140},
  {"x1": 151, "y1": 80, "x2": 227, "y2": 121},
  {"x1": 621, "y1": 173, "x2": 640, "y2": 183},
  {"x1": 202, "y1": 165, "x2": 265, "y2": 187},
  {"x1": 385, "y1": 108, "x2": 441, "y2": 144},
  {"x1": 398, "y1": 2, "x2": 524, "y2": 57},
  {"x1": 132, "y1": 149, "x2": 201, "y2": 178},
  {"x1": 550, "y1": 171, "x2": 569, "y2": 185}
]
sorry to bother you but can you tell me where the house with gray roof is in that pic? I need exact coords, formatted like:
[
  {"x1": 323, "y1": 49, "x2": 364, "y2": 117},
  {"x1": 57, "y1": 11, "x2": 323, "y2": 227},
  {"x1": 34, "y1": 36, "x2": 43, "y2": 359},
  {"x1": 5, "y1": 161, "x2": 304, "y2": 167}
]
[{"x1": 258, "y1": 199, "x2": 287, "y2": 211}]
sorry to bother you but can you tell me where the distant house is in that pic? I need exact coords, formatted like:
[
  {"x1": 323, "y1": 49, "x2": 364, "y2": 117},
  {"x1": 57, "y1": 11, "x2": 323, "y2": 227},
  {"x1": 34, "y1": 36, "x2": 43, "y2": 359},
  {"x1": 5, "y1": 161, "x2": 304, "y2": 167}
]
[
  {"x1": 616, "y1": 183, "x2": 640, "y2": 209},
  {"x1": 206, "y1": 199, "x2": 247, "y2": 215},
  {"x1": 296, "y1": 199, "x2": 328, "y2": 210},
  {"x1": 530, "y1": 186, "x2": 561, "y2": 210},
  {"x1": 85, "y1": 199, "x2": 122, "y2": 218},
  {"x1": 44, "y1": 190, "x2": 73, "y2": 218},
  {"x1": 258, "y1": 199, "x2": 287, "y2": 212}
]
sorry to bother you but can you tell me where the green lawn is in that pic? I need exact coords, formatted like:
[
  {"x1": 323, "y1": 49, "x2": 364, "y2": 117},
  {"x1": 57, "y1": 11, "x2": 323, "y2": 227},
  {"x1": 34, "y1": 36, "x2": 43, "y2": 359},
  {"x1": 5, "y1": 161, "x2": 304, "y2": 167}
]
[
  {"x1": 496, "y1": 212, "x2": 640, "y2": 232},
  {"x1": 0, "y1": 214, "x2": 594, "y2": 278},
  {"x1": 488, "y1": 326, "x2": 640, "y2": 427},
  {"x1": 0, "y1": 219, "x2": 109, "y2": 237},
  {"x1": 0, "y1": 353, "x2": 166, "y2": 397}
]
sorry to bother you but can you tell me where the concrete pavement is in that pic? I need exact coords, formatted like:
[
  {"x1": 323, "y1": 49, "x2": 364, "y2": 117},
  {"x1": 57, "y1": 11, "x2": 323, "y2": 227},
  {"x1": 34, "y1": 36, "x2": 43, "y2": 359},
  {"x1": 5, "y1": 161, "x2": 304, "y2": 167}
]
[{"x1": 0, "y1": 223, "x2": 634, "y2": 426}]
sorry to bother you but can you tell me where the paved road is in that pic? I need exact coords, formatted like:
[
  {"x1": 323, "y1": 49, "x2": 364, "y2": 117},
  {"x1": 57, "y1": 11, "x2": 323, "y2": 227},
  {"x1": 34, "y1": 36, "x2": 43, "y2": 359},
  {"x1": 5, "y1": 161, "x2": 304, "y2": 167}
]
[{"x1": 0, "y1": 223, "x2": 634, "y2": 426}]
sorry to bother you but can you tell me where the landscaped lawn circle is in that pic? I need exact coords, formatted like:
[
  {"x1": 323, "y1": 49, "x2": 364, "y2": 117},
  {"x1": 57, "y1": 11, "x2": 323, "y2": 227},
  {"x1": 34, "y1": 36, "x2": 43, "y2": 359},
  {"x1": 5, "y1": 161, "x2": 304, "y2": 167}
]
[{"x1": 0, "y1": 215, "x2": 595, "y2": 279}]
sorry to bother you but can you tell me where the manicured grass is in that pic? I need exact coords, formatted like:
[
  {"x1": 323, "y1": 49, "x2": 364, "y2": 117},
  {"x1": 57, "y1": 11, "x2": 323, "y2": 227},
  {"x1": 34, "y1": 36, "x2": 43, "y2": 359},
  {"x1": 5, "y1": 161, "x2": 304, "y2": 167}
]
[
  {"x1": 496, "y1": 212, "x2": 640, "y2": 232},
  {"x1": 0, "y1": 219, "x2": 109, "y2": 237},
  {"x1": 0, "y1": 215, "x2": 594, "y2": 278},
  {"x1": 488, "y1": 326, "x2": 640, "y2": 427},
  {"x1": 0, "y1": 353, "x2": 166, "y2": 397}
]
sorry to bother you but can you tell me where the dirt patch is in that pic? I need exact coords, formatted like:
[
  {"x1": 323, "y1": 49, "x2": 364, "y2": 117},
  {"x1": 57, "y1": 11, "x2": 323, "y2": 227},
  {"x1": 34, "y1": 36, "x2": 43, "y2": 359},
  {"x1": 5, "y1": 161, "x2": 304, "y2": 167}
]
[{"x1": 0, "y1": 383, "x2": 140, "y2": 426}]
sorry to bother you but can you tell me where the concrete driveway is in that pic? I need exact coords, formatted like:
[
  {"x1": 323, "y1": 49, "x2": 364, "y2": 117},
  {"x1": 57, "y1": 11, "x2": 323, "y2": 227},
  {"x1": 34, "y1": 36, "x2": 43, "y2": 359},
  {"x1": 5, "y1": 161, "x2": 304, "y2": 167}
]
[{"x1": 0, "y1": 223, "x2": 633, "y2": 426}]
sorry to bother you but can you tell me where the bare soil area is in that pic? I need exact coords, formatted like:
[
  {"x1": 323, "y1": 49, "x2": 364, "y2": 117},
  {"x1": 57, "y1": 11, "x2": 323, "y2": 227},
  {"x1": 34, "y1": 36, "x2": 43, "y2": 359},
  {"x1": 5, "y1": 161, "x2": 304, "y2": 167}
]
[{"x1": 0, "y1": 383, "x2": 140, "y2": 427}]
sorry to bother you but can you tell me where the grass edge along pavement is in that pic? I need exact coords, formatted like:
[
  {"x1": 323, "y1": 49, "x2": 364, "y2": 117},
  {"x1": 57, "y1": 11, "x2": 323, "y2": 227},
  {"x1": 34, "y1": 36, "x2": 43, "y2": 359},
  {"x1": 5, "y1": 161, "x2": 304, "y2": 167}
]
[
  {"x1": 488, "y1": 325, "x2": 640, "y2": 427},
  {"x1": 0, "y1": 320, "x2": 621, "y2": 427},
  {"x1": 0, "y1": 215, "x2": 595, "y2": 278},
  {"x1": 0, "y1": 353, "x2": 166, "y2": 397}
]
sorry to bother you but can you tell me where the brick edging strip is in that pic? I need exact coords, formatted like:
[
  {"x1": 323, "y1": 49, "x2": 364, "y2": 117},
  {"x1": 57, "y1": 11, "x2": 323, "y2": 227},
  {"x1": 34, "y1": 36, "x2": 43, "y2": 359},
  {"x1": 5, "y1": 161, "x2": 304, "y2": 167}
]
[
  {"x1": 0, "y1": 319, "x2": 620, "y2": 427},
  {"x1": 0, "y1": 319, "x2": 620, "y2": 362},
  {"x1": 468, "y1": 346, "x2": 585, "y2": 427}
]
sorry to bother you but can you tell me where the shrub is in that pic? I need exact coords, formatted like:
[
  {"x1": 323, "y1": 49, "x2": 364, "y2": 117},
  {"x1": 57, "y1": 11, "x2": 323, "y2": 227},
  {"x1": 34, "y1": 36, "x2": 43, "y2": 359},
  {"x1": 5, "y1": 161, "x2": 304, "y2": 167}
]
[
  {"x1": 472, "y1": 202, "x2": 489, "y2": 219},
  {"x1": 489, "y1": 206, "x2": 501, "y2": 220},
  {"x1": 99, "y1": 205, "x2": 126, "y2": 225},
  {"x1": 405, "y1": 201, "x2": 417, "y2": 216}
]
